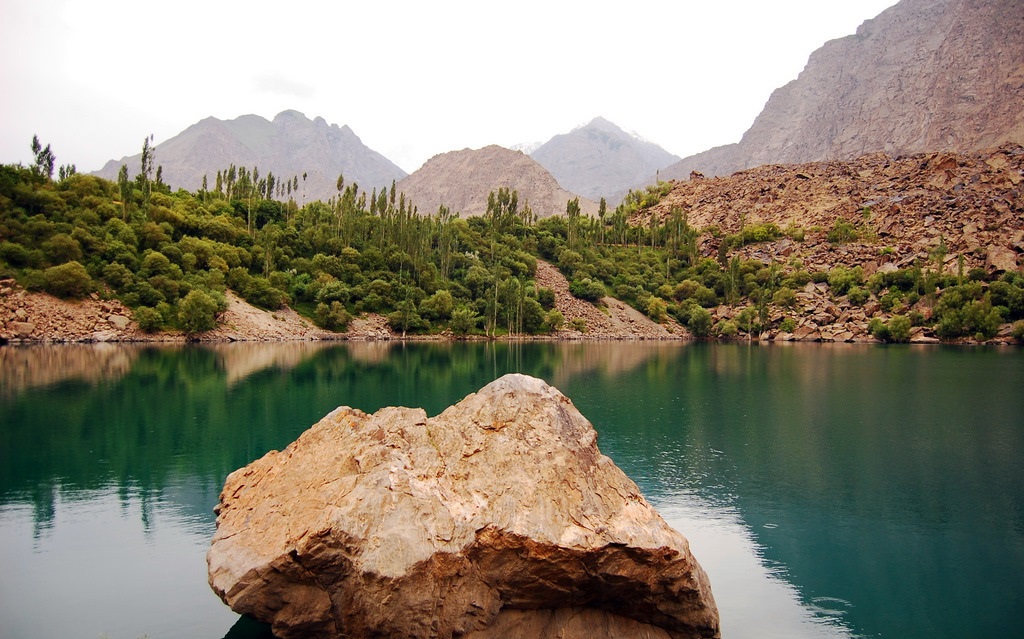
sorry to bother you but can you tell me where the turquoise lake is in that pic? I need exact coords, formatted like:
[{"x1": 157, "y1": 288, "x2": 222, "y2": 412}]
[{"x1": 1, "y1": 341, "x2": 1022, "y2": 638}]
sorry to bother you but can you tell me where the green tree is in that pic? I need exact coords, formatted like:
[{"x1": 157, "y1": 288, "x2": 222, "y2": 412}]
[
  {"x1": 42, "y1": 261, "x2": 91, "y2": 298},
  {"x1": 178, "y1": 289, "x2": 219, "y2": 333},
  {"x1": 30, "y1": 135, "x2": 55, "y2": 180}
]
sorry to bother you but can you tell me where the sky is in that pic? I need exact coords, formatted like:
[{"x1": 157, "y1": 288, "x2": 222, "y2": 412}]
[{"x1": 2, "y1": 0, "x2": 899, "y2": 175}]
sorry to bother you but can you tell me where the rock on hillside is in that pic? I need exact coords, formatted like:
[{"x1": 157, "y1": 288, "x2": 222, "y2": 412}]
[
  {"x1": 207, "y1": 374, "x2": 719, "y2": 639},
  {"x1": 531, "y1": 117, "x2": 680, "y2": 206},
  {"x1": 397, "y1": 145, "x2": 598, "y2": 218},
  {"x1": 650, "y1": 145, "x2": 1023, "y2": 277},
  {"x1": 93, "y1": 110, "x2": 407, "y2": 204},
  {"x1": 664, "y1": 0, "x2": 1024, "y2": 179},
  {"x1": 643, "y1": 145, "x2": 1024, "y2": 343}
]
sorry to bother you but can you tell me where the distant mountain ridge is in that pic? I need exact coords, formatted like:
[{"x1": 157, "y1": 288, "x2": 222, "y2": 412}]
[
  {"x1": 93, "y1": 110, "x2": 407, "y2": 203},
  {"x1": 662, "y1": 0, "x2": 1024, "y2": 180},
  {"x1": 397, "y1": 145, "x2": 598, "y2": 218},
  {"x1": 530, "y1": 117, "x2": 680, "y2": 205}
]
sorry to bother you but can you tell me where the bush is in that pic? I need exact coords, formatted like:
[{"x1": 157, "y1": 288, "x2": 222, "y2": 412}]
[
  {"x1": 848, "y1": 286, "x2": 870, "y2": 306},
  {"x1": 450, "y1": 307, "x2": 479, "y2": 336},
  {"x1": 827, "y1": 266, "x2": 864, "y2": 296},
  {"x1": 827, "y1": 219, "x2": 859, "y2": 244},
  {"x1": 536, "y1": 287, "x2": 555, "y2": 310},
  {"x1": 313, "y1": 301, "x2": 350, "y2": 331},
  {"x1": 646, "y1": 296, "x2": 667, "y2": 322},
  {"x1": 772, "y1": 287, "x2": 797, "y2": 308},
  {"x1": 544, "y1": 309, "x2": 564, "y2": 332},
  {"x1": 570, "y1": 318, "x2": 587, "y2": 332},
  {"x1": 868, "y1": 318, "x2": 891, "y2": 341},
  {"x1": 133, "y1": 306, "x2": 164, "y2": 333},
  {"x1": 716, "y1": 320, "x2": 739, "y2": 337},
  {"x1": 569, "y1": 277, "x2": 605, "y2": 302},
  {"x1": 178, "y1": 289, "x2": 219, "y2": 334},
  {"x1": 888, "y1": 315, "x2": 912, "y2": 343},
  {"x1": 42, "y1": 261, "x2": 92, "y2": 298},
  {"x1": 779, "y1": 317, "x2": 796, "y2": 333},
  {"x1": 687, "y1": 306, "x2": 713, "y2": 337},
  {"x1": 1012, "y1": 320, "x2": 1024, "y2": 343}
]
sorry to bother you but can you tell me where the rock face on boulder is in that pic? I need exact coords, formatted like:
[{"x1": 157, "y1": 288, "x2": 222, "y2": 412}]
[{"x1": 207, "y1": 374, "x2": 719, "y2": 639}]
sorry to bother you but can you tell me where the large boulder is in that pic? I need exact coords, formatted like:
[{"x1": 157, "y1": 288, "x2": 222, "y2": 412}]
[{"x1": 207, "y1": 374, "x2": 720, "y2": 639}]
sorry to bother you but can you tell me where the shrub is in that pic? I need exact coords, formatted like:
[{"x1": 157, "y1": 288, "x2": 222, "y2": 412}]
[
  {"x1": 133, "y1": 306, "x2": 164, "y2": 333},
  {"x1": 1012, "y1": 320, "x2": 1024, "y2": 343},
  {"x1": 450, "y1": 307, "x2": 479, "y2": 336},
  {"x1": 868, "y1": 318, "x2": 891, "y2": 341},
  {"x1": 536, "y1": 287, "x2": 555, "y2": 310},
  {"x1": 687, "y1": 306, "x2": 713, "y2": 337},
  {"x1": 827, "y1": 266, "x2": 864, "y2": 296},
  {"x1": 646, "y1": 296, "x2": 668, "y2": 322},
  {"x1": 314, "y1": 301, "x2": 350, "y2": 331},
  {"x1": 888, "y1": 315, "x2": 912, "y2": 343},
  {"x1": 772, "y1": 287, "x2": 797, "y2": 308},
  {"x1": 42, "y1": 261, "x2": 92, "y2": 298},
  {"x1": 178, "y1": 289, "x2": 219, "y2": 334},
  {"x1": 779, "y1": 317, "x2": 796, "y2": 333},
  {"x1": 569, "y1": 277, "x2": 605, "y2": 302},
  {"x1": 847, "y1": 286, "x2": 870, "y2": 306},
  {"x1": 545, "y1": 309, "x2": 564, "y2": 332},
  {"x1": 570, "y1": 318, "x2": 587, "y2": 332},
  {"x1": 716, "y1": 320, "x2": 739, "y2": 337},
  {"x1": 827, "y1": 219, "x2": 859, "y2": 244}
]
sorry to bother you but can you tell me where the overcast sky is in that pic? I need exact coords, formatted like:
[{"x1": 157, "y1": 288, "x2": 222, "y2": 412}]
[{"x1": 2, "y1": 0, "x2": 898, "y2": 175}]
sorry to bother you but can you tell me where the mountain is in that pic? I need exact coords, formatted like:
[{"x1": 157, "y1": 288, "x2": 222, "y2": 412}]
[
  {"x1": 397, "y1": 145, "x2": 598, "y2": 218},
  {"x1": 93, "y1": 110, "x2": 407, "y2": 203},
  {"x1": 530, "y1": 117, "x2": 680, "y2": 205},
  {"x1": 663, "y1": 0, "x2": 1024, "y2": 180}
]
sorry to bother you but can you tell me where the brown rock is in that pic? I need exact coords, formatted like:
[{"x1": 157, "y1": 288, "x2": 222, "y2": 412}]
[
  {"x1": 986, "y1": 244, "x2": 1019, "y2": 273},
  {"x1": 207, "y1": 374, "x2": 719, "y2": 639}
]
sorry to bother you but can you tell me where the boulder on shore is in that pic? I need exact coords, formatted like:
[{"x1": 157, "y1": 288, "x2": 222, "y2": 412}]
[{"x1": 207, "y1": 374, "x2": 720, "y2": 639}]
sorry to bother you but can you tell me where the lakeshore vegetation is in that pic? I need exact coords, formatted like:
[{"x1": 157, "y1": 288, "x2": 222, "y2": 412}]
[{"x1": 2, "y1": 137, "x2": 1023, "y2": 341}]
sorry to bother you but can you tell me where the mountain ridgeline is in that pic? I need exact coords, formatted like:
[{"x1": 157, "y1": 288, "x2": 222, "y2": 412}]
[
  {"x1": 663, "y1": 0, "x2": 1024, "y2": 179},
  {"x1": 93, "y1": 110, "x2": 408, "y2": 205}
]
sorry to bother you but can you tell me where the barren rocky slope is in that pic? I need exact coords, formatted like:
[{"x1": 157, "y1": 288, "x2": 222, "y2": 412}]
[
  {"x1": 664, "y1": 0, "x2": 1024, "y2": 179},
  {"x1": 398, "y1": 145, "x2": 598, "y2": 218}
]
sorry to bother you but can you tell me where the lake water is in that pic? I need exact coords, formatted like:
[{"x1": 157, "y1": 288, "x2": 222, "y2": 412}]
[{"x1": 1, "y1": 341, "x2": 1022, "y2": 639}]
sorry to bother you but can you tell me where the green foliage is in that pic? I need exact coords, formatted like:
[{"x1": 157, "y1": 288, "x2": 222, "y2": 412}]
[
  {"x1": 42, "y1": 261, "x2": 92, "y2": 298},
  {"x1": 178, "y1": 289, "x2": 219, "y2": 334},
  {"x1": 449, "y1": 307, "x2": 479, "y2": 336},
  {"x1": 544, "y1": 309, "x2": 564, "y2": 332},
  {"x1": 888, "y1": 315, "x2": 912, "y2": 343},
  {"x1": 827, "y1": 219, "x2": 859, "y2": 244},
  {"x1": 687, "y1": 306, "x2": 713, "y2": 337},
  {"x1": 570, "y1": 317, "x2": 587, "y2": 332},
  {"x1": 716, "y1": 320, "x2": 739, "y2": 337},
  {"x1": 779, "y1": 317, "x2": 796, "y2": 333},
  {"x1": 847, "y1": 286, "x2": 869, "y2": 306},
  {"x1": 827, "y1": 266, "x2": 864, "y2": 296},
  {"x1": 772, "y1": 287, "x2": 797, "y2": 309},
  {"x1": 645, "y1": 296, "x2": 668, "y2": 322},
  {"x1": 1012, "y1": 320, "x2": 1024, "y2": 343},
  {"x1": 569, "y1": 277, "x2": 605, "y2": 302},
  {"x1": 133, "y1": 306, "x2": 164, "y2": 333}
]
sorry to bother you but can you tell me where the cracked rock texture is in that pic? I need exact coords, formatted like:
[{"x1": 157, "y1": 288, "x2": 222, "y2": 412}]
[{"x1": 207, "y1": 374, "x2": 719, "y2": 639}]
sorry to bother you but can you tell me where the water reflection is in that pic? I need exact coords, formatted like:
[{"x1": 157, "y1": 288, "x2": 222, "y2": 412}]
[{"x1": 1, "y1": 342, "x2": 1022, "y2": 639}]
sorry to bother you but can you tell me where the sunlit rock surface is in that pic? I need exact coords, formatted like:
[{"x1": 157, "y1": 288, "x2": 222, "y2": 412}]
[{"x1": 208, "y1": 373, "x2": 719, "y2": 639}]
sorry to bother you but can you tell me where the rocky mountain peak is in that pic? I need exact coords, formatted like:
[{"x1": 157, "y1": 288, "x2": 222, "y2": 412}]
[
  {"x1": 532, "y1": 117, "x2": 680, "y2": 205},
  {"x1": 397, "y1": 145, "x2": 597, "y2": 218},
  {"x1": 663, "y1": 0, "x2": 1024, "y2": 180}
]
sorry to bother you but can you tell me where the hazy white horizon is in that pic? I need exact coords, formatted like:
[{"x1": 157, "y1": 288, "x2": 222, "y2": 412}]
[{"x1": 1, "y1": 0, "x2": 898, "y2": 175}]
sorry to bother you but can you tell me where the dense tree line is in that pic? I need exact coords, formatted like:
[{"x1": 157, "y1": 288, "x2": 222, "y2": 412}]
[{"x1": 2, "y1": 136, "x2": 1023, "y2": 341}]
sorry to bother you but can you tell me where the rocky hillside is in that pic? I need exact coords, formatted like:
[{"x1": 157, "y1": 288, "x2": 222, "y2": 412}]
[
  {"x1": 530, "y1": 117, "x2": 680, "y2": 205},
  {"x1": 93, "y1": 110, "x2": 407, "y2": 203},
  {"x1": 663, "y1": 0, "x2": 1024, "y2": 180},
  {"x1": 640, "y1": 144, "x2": 1023, "y2": 342},
  {"x1": 397, "y1": 145, "x2": 598, "y2": 218}
]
